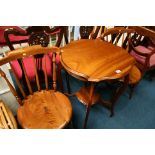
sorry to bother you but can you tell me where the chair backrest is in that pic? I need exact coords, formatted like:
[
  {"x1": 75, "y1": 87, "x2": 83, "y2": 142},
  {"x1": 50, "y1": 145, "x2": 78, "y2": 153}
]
[
  {"x1": 101, "y1": 27, "x2": 136, "y2": 50},
  {"x1": 4, "y1": 26, "x2": 68, "y2": 50},
  {"x1": 0, "y1": 45, "x2": 60, "y2": 106},
  {"x1": 79, "y1": 26, "x2": 103, "y2": 39}
]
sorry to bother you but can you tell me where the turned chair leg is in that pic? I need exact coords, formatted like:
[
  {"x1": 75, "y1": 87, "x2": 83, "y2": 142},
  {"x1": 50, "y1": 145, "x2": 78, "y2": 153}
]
[{"x1": 57, "y1": 64, "x2": 64, "y2": 92}]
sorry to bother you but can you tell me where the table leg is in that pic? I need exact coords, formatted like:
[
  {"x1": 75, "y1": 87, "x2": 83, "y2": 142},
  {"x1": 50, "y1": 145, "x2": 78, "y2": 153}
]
[
  {"x1": 83, "y1": 82, "x2": 95, "y2": 128},
  {"x1": 110, "y1": 74, "x2": 129, "y2": 117},
  {"x1": 100, "y1": 74, "x2": 129, "y2": 117}
]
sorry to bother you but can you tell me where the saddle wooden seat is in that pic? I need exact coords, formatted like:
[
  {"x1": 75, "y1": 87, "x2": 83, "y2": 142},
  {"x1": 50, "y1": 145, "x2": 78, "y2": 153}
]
[
  {"x1": 0, "y1": 45, "x2": 72, "y2": 129},
  {"x1": 18, "y1": 90, "x2": 72, "y2": 129}
]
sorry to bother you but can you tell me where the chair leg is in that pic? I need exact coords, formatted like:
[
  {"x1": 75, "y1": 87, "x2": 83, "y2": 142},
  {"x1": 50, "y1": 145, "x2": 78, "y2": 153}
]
[
  {"x1": 129, "y1": 84, "x2": 135, "y2": 99},
  {"x1": 83, "y1": 105, "x2": 91, "y2": 129},
  {"x1": 149, "y1": 70, "x2": 155, "y2": 81},
  {"x1": 65, "y1": 71, "x2": 71, "y2": 94}
]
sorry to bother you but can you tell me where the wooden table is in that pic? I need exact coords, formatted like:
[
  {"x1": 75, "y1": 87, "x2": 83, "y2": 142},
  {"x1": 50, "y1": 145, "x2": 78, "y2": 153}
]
[{"x1": 60, "y1": 39, "x2": 135, "y2": 128}]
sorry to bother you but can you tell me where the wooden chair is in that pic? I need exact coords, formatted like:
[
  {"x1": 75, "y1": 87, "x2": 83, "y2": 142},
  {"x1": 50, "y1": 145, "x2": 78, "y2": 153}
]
[
  {"x1": 4, "y1": 26, "x2": 68, "y2": 92},
  {"x1": 101, "y1": 27, "x2": 142, "y2": 100},
  {"x1": 0, "y1": 100, "x2": 17, "y2": 129},
  {"x1": 0, "y1": 45, "x2": 72, "y2": 128},
  {"x1": 128, "y1": 26, "x2": 155, "y2": 80}
]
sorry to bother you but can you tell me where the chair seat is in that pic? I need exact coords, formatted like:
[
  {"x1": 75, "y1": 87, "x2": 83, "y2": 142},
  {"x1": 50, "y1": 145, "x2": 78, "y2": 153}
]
[
  {"x1": 128, "y1": 65, "x2": 141, "y2": 84},
  {"x1": 17, "y1": 90, "x2": 72, "y2": 129},
  {"x1": 130, "y1": 45, "x2": 155, "y2": 67},
  {"x1": 11, "y1": 54, "x2": 60, "y2": 81}
]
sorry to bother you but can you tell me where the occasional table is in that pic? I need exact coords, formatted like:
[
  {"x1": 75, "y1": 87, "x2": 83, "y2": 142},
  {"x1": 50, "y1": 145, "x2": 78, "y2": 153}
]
[{"x1": 60, "y1": 39, "x2": 135, "y2": 128}]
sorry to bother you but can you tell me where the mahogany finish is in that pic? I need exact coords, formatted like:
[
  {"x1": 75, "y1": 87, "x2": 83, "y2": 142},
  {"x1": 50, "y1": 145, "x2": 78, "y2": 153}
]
[
  {"x1": 61, "y1": 39, "x2": 135, "y2": 81},
  {"x1": 60, "y1": 39, "x2": 135, "y2": 128},
  {"x1": 0, "y1": 45, "x2": 72, "y2": 129}
]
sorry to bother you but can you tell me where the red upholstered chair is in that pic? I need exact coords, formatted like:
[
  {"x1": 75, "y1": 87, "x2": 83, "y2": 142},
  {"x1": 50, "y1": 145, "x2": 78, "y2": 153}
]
[
  {"x1": 128, "y1": 27, "x2": 155, "y2": 80},
  {"x1": 4, "y1": 26, "x2": 68, "y2": 92},
  {"x1": 0, "y1": 26, "x2": 28, "y2": 49}
]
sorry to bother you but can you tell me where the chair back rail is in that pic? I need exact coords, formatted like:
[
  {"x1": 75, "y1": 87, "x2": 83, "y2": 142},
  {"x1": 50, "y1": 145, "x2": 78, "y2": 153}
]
[
  {"x1": 0, "y1": 45, "x2": 60, "y2": 105},
  {"x1": 101, "y1": 27, "x2": 136, "y2": 50}
]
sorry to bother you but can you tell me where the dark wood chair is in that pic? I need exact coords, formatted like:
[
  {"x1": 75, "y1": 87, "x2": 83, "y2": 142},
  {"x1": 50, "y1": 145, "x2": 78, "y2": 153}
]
[
  {"x1": 0, "y1": 45, "x2": 72, "y2": 128},
  {"x1": 0, "y1": 26, "x2": 28, "y2": 50},
  {"x1": 101, "y1": 27, "x2": 142, "y2": 101},
  {"x1": 4, "y1": 26, "x2": 68, "y2": 92},
  {"x1": 128, "y1": 26, "x2": 155, "y2": 80}
]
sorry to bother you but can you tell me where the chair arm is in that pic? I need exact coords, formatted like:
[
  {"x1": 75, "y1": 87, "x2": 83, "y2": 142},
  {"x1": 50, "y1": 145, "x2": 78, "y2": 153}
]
[
  {"x1": 4, "y1": 28, "x2": 28, "y2": 51},
  {"x1": 128, "y1": 39, "x2": 155, "y2": 57}
]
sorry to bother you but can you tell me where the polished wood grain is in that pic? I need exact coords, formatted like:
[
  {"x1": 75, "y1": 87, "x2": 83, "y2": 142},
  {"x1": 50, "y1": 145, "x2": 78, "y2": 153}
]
[
  {"x1": 61, "y1": 39, "x2": 135, "y2": 82},
  {"x1": 17, "y1": 90, "x2": 72, "y2": 129},
  {"x1": 0, "y1": 45, "x2": 72, "y2": 129},
  {"x1": 61, "y1": 39, "x2": 135, "y2": 128}
]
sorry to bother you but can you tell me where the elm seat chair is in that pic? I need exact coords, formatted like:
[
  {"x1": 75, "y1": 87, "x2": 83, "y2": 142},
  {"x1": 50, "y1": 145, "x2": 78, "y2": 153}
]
[
  {"x1": 4, "y1": 26, "x2": 67, "y2": 92},
  {"x1": 101, "y1": 27, "x2": 142, "y2": 99},
  {"x1": 0, "y1": 45, "x2": 72, "y2": 129}
]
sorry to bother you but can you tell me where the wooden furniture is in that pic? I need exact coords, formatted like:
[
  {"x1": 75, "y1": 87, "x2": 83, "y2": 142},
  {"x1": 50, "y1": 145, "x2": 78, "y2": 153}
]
[
  {"x1": 0, "y1": 45, "x2": 72, "y2": 129},
  {"x1": 79, "y1": 26, "x2": 104, "y2": 39},
  {"x1": 128, "y1": 26, "x2": 155, "y2": 80},
  {"x1": 0, "y1": 26, "x2": 28, "y2": 49},
  {"x1": 60, "y1": 39, "x2": 135, "y2": 128},
  {"x1": 101, "y1": 27, "x2": 142, "y2": 98},
  {"x1": 0, "y1": 100, "x2": 17, "y2": 129},
  {"x1": 4, "y1": 26, "x2": 67, "y2": 92},
  {"x1": 65, "y1": 26, "x2": 103, "y2": 93}
]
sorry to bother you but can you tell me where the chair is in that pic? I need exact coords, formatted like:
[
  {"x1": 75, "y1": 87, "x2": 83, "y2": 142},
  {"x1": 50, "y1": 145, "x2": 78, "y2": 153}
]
[
  {"x1": 4, "y1": 26, "x2": 68, "y2": 92},
  {"x1": 0, "y1": 45, "x2": 72, "y2": 128},
  {"x1": 0, "y1": 26, "x2": 28, "y2": 52},
  {"x1": 128, "y1": 26, "x2": 155, "y2": 80},
  {"x1": 0, "y1": 100, "x2": 17, "y2": 129},
  {"x1": 100, "y1": 27, "x2": 142, "y2": 114}
]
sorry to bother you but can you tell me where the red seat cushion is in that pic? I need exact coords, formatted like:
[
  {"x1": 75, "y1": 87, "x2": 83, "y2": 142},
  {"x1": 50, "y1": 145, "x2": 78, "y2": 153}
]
[
  {"x1": 0, "y1": 26, "x2": 29, "y2": 45},
  {"x1": 10, "y1": 53, "x2": 60, "y2": 82},
  {"x1": 130, "y1": 45, "x2": 155, "y2": 67}
]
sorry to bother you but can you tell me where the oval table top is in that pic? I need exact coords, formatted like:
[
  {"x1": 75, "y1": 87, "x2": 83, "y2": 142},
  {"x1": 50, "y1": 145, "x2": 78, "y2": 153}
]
[{"x1": 60, "y1": 39, "x2": 135, "y2": 82}]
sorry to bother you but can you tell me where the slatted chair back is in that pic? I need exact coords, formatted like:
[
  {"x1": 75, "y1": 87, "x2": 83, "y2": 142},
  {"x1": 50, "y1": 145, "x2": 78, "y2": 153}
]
[
  {"x1": 0, "y1": 45, "x2": 60, "y2": 105},
  {"x1": 3, "y1": 27, "x2": 67, "y2": 92},
  {"x1": 101, "y1": 27, "x2": 142, "y2": 99},
  {"x1": 79, "y1": 26, "x2": 103, "y2": 39},
  {"x1": 101, "y1": 27, "x2": 136, "y2": 50}
]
